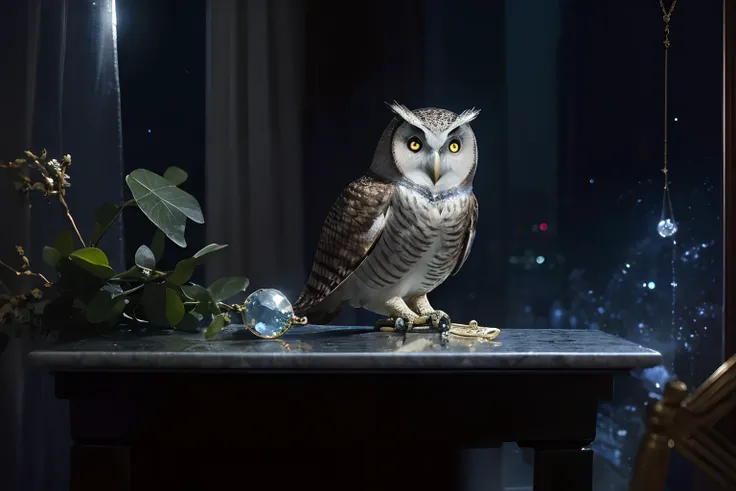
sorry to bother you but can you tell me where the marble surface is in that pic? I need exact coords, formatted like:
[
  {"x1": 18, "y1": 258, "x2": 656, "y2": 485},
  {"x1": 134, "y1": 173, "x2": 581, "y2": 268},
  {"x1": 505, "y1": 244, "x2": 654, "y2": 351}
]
[{"x1": 28, "y1": 324, "x2": 662, "y2": 371}]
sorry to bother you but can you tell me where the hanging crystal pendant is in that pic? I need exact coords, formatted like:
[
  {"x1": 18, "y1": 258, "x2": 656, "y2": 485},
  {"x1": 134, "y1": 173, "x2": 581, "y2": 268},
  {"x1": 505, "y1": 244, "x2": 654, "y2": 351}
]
[{"x1": 657, "y1": 218, "x2": 678, "y2": 238}]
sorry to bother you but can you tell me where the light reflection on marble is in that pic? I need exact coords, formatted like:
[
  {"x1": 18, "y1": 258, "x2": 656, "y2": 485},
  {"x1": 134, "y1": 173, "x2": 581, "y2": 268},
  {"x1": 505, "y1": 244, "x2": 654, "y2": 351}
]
[{"x1": 28, "y1": 324, "x2": 662, "y2": 371}]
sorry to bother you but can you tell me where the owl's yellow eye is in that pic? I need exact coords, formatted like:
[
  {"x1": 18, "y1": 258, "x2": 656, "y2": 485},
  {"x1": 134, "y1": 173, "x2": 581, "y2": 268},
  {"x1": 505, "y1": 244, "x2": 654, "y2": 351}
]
[
  {"x1": 449, "y1": 140, "x2": 461, "y2": 153},
  {"x1": 407, "y1": 137, "x2": 422, "y2": 152}
]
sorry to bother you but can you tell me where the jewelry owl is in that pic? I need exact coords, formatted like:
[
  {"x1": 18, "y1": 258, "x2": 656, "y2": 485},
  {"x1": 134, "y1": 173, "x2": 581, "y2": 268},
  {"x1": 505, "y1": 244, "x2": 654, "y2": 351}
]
[{"x1": 293, "y1": 102, "x2": 480, "y2": 334}]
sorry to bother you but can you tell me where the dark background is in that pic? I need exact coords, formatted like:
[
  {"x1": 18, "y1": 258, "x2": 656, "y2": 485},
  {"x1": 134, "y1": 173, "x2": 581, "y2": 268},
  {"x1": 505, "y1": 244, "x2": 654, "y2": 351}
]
[
  {"x1": 112, "y1": 0, "x2": 724, "y2": 489},
  {"x1": 0, "y1": 0, "x2": 723, "y2": 490}
]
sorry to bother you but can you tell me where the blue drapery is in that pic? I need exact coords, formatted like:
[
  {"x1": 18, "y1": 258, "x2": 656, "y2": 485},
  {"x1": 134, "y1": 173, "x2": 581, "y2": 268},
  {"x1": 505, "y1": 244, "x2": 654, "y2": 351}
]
[{"x1": 0, "y1": 1, "x2": 125, "y2": 490}]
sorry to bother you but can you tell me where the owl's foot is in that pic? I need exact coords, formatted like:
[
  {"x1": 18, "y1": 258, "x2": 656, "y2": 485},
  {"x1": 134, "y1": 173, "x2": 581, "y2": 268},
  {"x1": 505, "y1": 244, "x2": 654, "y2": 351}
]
[
  {"x1": 429, "y1": 310, "x2": 452, "y2": 333},
  {"x1": 375, "y1": 316, "x2": 411, "y2": 333},
  {"x1": 406, "y1": 295, "x2": 452, "y2": 333},
  {"x1": 374, "y1": 297, "x2": 423, "y2": 333}
]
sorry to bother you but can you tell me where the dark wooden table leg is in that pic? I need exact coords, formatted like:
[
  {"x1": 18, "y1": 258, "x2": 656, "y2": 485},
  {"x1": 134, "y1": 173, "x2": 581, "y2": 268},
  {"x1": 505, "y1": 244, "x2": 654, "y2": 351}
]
[{"x1": 523, "y1": 441, "x2": 594, "y2": 491}]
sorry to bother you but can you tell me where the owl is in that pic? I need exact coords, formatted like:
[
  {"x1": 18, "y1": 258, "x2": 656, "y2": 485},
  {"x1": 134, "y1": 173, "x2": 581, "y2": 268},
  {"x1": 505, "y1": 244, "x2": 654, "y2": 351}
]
[{"x1": 293, "y1": 102, "x2": 480, "y2": 331}]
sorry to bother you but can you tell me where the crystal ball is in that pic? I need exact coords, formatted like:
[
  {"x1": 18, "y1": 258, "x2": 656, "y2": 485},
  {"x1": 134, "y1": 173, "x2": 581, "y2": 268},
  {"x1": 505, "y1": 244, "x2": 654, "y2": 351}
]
[
  {"x1": 243, "y1": 288, "x2": 294, "y2": 338},
  {"x1": 657, "y1": 218, "x2": 678, "y2": 238}
]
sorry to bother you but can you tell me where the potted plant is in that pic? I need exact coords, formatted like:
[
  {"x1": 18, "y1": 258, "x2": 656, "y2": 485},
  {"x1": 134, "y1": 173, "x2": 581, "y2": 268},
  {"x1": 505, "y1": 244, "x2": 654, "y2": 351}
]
[{"x1": 0, "y1": 149, "x2": 246, "y2": 353}]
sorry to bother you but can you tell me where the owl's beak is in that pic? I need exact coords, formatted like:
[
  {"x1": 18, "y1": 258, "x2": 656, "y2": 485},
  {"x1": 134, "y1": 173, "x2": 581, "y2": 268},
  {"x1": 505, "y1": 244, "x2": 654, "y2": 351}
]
[{"x1": 432, "y1": 151, "x2": 441, "y2": 184}]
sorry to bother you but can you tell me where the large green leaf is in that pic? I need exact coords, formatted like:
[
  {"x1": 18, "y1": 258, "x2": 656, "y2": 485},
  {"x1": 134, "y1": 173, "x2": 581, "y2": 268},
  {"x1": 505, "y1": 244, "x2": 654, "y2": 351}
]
[
  {"x1": 181, "y1": 284, "x2": 220, "y2": 316},
  {"x1": 167, "y1": 258, "x2": 197, "y2": 286},
  {"x1": 125, "y1": 169, "x2": 204, "y2": 247},
  {"x1": 90, "y1": 202, "x2": 120, "y2": 246},
  {"x1": 70, "y1": 248, "x2": 114, "y2": 279},
  {"x1": 53, "y1": 231, "x2": 75, "y2": 257},
  {"x1": 204, "y1": 313, "x2": 226, "y2": 340},
  {"x1": 208, "y1": 276, "x2": 249, "y2": 302},
  {"x1": 150, "y1": 229, "x2": 166, "y2": 264},
  {"x1": 163, "y1": 166, "x2": 188, "y2": 186},
  {"x1": 134, "y1": 245, "x2": 156, "y2": 270},
  {"x1": 141, "y1": 284, "x2": 185, "y2": 327},
  {"x1": 42, "y1": 246, "x2": 61, "y2": 268},
  {"x1": 167, "y1": 243, "x2": 228, "y2": 285},
  {"x1": 86, "y1": 291, "x2": 126, "y2": 323},
  {"x1": 54, "y1": 257, "x2": 106, "y2": 294}
]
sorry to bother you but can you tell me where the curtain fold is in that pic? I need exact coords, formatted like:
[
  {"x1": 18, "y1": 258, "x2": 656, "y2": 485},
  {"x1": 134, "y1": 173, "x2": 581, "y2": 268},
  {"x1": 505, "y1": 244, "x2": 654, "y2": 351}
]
[
  {"x1": 205, "y1": 0, "x2": 306, "y2": 300},
  {"x1": 0, "y1": 1, "x2": 125, "y2": 490}
]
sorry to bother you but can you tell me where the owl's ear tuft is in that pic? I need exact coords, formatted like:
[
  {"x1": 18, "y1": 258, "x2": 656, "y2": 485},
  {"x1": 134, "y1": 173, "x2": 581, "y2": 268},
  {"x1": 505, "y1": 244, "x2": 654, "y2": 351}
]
[
  {"x1": 455, "y1": 107, "x2": 481, "y2": 126},
  {"x1": 385, "y1": 100, "x2": 425, "y2": 129},
  {"x1": 444, "y1": 107, "x2": 481, "y2": 134}
]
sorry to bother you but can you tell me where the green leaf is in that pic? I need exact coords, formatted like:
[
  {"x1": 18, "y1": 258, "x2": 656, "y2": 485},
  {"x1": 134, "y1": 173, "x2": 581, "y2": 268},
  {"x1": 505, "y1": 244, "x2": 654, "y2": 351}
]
[
  {"x1": 112, "y1": 265, "x2": 146, "y2": 280},
  {"x1": 204, "y1": 313, "x2": 226, "y2": 340},
  {"x1": 175, "y1": 312, "x2": 201, "y2": 332},
  {"x1": 125, "y1": 169, "x2": 204, "y2": 248},
  {"x1": 42, "y1": 246, "x2": 61, "y2": 267},
  {"x1": 167, "y1": 243, "x2": 228, "y2": 285},
  {"x1": 181, "y1": 284, "x2": 220, "y2": 316},
  {"x1": 141, "y1": 284, "x2": 185, "y2": 327},
  {"x1": 54, "y1": 258, "x2": 106, "y2": 294},
  {"x1": 134, "y1": 245, "x2": 156, "y2": 270},
  {"x1": 151, "y1": 229, "x2": 166, "y2": 264},
  {"x1": 69, "y1": 248, "x2": 114, "y2": 279},
  {"x1": 163, "y1": 166, "x2": 188, "y2": 186},
  {"x1": 208, "y1": 276, "x2": 249, "y2": 302},
  {"x1": 85, "y1": 291, "x2": 126, "y2": 323},
  {"x1": 167, "y1": 258, "x2": 198, "y2": 285},
  {"x1": 90, "y1": 202, "x2": 120, "y2": 245},
  {"x1": 193, "y1": 243, "x2": 228, "y2": 259},
  {"x1": 53, "y1": 231, "x2": 75, "y2": 257}
]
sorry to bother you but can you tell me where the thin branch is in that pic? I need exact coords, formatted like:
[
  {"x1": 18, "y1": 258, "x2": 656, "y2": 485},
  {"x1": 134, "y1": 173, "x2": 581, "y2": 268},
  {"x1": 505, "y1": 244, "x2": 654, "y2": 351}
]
[
  {"x1": 112, "y1": 271, "x2": 171, "y2": 299},
  {"x1": 0, "y1": 259, "x2": 51, "y2": 286},
  {"x1": 58, "y1": 193, "x2": 85, "y2": 247}
]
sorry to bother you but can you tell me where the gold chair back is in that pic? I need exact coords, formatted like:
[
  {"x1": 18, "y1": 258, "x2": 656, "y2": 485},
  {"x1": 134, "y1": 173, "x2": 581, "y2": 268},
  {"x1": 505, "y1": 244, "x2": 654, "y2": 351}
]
[{"x1": 629, "y1": 354, "x2": 736, "y2": 491}]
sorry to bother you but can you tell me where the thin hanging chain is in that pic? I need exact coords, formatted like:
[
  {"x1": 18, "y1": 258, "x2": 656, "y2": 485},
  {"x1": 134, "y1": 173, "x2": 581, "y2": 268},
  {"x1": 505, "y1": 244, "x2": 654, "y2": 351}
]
[
  {"x1": 660, "y1": 0, "x2": 677, "y2": 222},
  {"x1": 660, "y1": 0, "x2": 679, "y2": 375}
]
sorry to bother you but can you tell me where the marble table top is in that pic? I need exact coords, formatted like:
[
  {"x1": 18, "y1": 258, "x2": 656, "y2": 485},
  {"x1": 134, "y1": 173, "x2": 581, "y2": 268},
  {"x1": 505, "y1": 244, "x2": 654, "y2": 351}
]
[{"x1": 28, "y1": 325, "x2": 662, "y2": 372}]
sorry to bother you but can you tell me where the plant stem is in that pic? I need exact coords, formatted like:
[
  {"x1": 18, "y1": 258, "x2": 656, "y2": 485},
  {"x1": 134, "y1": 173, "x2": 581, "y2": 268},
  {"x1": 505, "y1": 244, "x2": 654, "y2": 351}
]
[
  {"x1": 58, "y1": 193, "x2": 85, "y2": 247},
  {"x1": 90, "y1": 198, "x2": 135, "y2": 247},
  {"x1": 0, "y1": 259, "x2": 51, "y2": 286},
  {"x1": 112, "y1": 271, "x2": 170, "y2": 299}
]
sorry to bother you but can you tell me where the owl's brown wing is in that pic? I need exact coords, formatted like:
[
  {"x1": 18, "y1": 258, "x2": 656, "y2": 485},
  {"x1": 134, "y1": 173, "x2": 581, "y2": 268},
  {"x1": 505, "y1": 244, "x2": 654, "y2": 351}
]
[
  {"x1": 293, "y1": 175, "x2": 395, "y2": 321},
  {"x1": 451, "y1": 192, "x2": 478, "y2": 276}
]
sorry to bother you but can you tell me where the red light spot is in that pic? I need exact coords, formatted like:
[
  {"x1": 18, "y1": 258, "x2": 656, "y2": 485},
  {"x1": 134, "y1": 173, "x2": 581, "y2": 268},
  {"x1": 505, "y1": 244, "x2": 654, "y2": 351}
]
[{"x1": 539, "y1": 222, "x2": 548, "y2": 231}]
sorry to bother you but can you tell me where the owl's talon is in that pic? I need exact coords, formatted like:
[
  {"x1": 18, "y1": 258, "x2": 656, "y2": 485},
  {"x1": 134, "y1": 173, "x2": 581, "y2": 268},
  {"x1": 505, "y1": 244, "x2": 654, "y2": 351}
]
[
  {"x1": 375, "y1": 317, "x2": 410, "y2": 333},
  {"x1": 430, "y1": 310, "x2": 451, "y2": 332}
]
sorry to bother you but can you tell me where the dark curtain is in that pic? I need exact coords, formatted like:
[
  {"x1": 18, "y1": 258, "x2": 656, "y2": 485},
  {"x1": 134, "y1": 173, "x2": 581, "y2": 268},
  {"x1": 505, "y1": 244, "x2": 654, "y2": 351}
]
[
  {"x1": 0, "y1": 1, "x2": 125, "y2": 490},
  {"x1": 205, "y1": 0, "x2": 307, "y2": 301}
]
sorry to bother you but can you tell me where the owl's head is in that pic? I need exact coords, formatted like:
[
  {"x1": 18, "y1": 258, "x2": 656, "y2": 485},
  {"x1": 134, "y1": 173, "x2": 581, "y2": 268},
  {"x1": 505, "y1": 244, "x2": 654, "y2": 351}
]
[{"x1": 370, "y1": 102, "x2": 480, "y2": 194}]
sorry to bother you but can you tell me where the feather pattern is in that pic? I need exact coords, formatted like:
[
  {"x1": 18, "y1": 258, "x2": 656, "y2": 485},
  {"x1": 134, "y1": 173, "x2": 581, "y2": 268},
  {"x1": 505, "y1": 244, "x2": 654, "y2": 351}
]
[
  {"x1": 348, "y1": 186, "x2": 476, "y2": 306},
  {"x1": 451, "y1": 192, "x2": 478, "y2": 275},
  {"x1": 293, "y1": 175, "x2": 395, "y2": 318}
]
